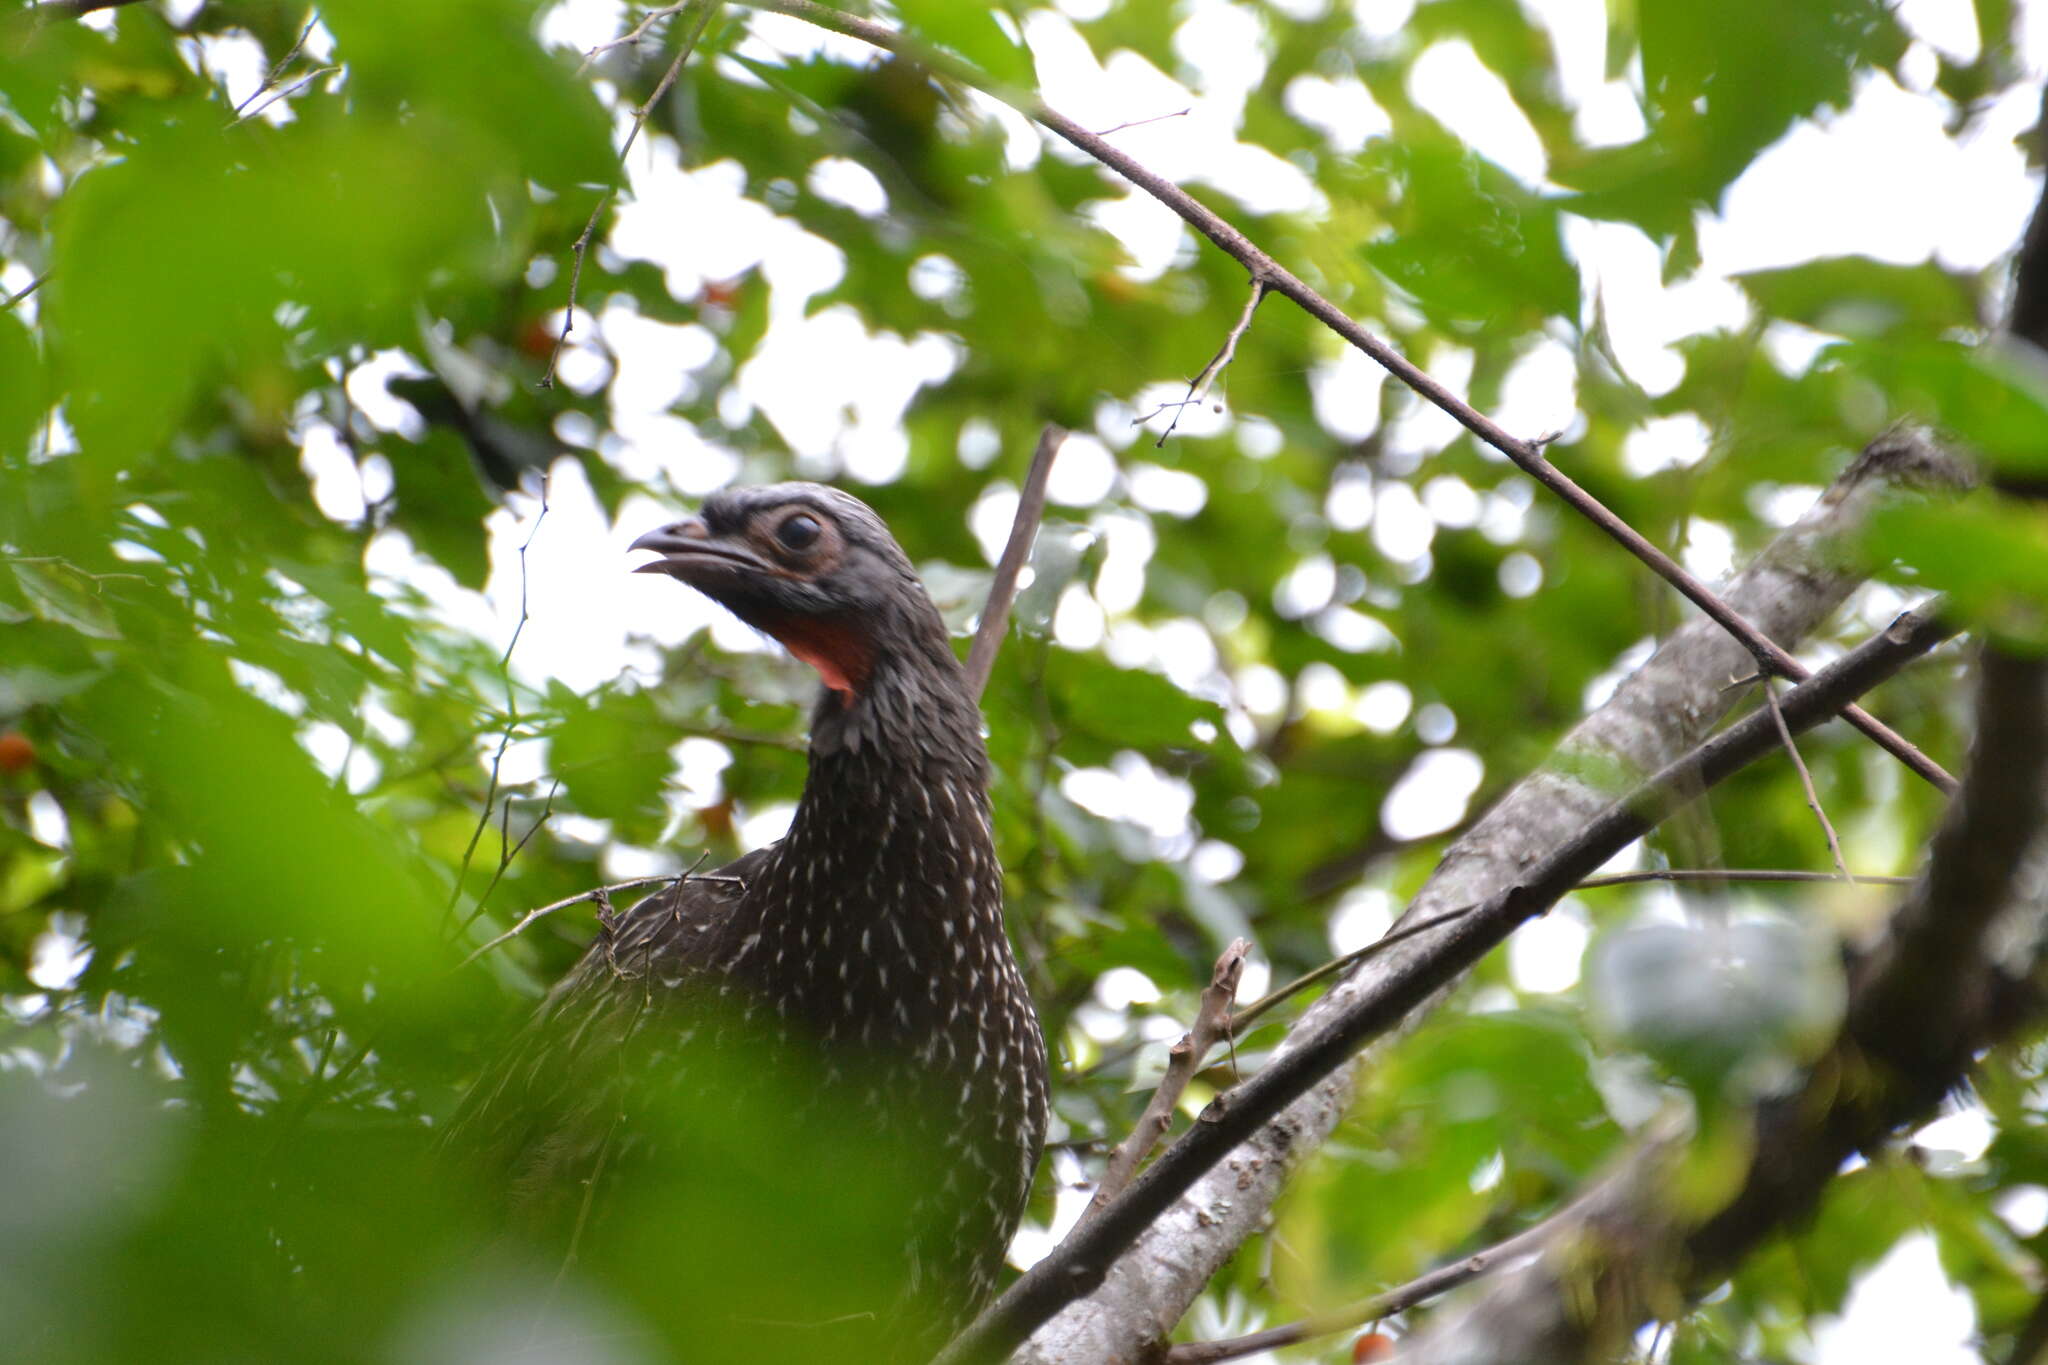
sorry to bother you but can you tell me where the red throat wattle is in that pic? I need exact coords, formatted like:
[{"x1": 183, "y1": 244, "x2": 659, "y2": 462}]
[{"x1": 767, "y1": 615, "x2": 873, "y2": 700}]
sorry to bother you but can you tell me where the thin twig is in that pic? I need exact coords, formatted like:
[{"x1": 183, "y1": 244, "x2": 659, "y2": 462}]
[
  {"x1": 267, "y1": 1023, "x2": 384, "y2": 1148},
  {"x1": 1226, "y1": 903, "x2": 1480, "y2": 1038},
  {"x1": 1093, "y1": 107, "x2": 1190, "y2": 137},
  {"x1": 1082, "y1": 939, "x2": 1249, "y2": 1223},
  {"x1": 734, "y1": 0, "x2": 1957, "y2": 798},
  {"x1": 545, "y1": 1, "x2": 721, "y2": 387},
  {"x1": 966, "y1": 424, "x2": 1066, "y2": 699},
  {"x1": 446, "y1": 481, "x2": 550, "y2": 935},
  {"x1": 2, "y1": 272, "x2": 49, "y2": 310},
  {"x1": 455, "y1": 876, "x2": 679, "y2": 971},
  {"x1": 1159, "y1": 1209, "x2": 1565, "y2": 1364},
  {"x1": 35, "y1": 0, "x2": 150, "y2": 17},
  {"x1": 1147, "y1": 274, "x2": 1265, "y2": 447},
  {"x1": 228, "y1": 65, "x2": 336, "y2": 126},
  {"x1": 464, "y1": 779, "x2": 563, "y2": 930},
  {"x1": 231, "y1": 9, "x2": 319, "y2": 117},
  {"x1": 1763, "y1": 677, "x2": 1851, "y2": 880},
  {"x1": 579, "y1": 1, "x2": 690, "y2": 71},
  {"x1": 538, "y1": 1112, "x2": 622, "y2": 1340},
  {"x1": 1574, "y1": 868, "x2": 1912, "y2": 890}
]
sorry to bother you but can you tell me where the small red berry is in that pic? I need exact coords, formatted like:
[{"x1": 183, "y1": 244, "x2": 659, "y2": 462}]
[
  {"x1": 0, "y1": 731, "x2": 34, "y2": 775},
  {"x1": 1352, "y1": 1331, "x2": 1395, "y2": 1363}
]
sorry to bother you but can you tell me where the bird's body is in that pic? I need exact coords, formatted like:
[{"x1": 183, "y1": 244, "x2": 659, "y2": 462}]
[{"x1": 448, "y1": 484, "x2": 1047, "y2": 1359}]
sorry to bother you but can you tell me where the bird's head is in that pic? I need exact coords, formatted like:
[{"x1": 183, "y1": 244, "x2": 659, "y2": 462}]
[{"x1": 630, "y1": 483, "x2": 954, "y2": 706}]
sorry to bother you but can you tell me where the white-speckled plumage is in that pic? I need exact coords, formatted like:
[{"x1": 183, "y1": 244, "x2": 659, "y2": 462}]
[{"x1": 446, "y1": 484, "x2": 1048, "y2": 1357}]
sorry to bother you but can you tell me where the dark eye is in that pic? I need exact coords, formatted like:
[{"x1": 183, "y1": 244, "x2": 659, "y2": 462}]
[{"x1": 776, "y1": 513, "x2": 823, "y2": 551}]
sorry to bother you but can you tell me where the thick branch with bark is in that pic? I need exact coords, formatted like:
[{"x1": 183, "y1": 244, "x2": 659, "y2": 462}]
[
  {"x1": 1397, "y1": 149, "x2": 2048, "y2": 1365},
  {"x1": 1398, "y1": 639, "x2": 2048, "y2": 1365},
  {"x1": 973, "y1": 435, "x2": 1960, "y2": 1364},
  {"x1": 945, "y1": 602, "x2": 1957, "y2": 1364}
]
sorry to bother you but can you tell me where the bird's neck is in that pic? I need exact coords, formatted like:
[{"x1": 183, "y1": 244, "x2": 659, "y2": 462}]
[
  {"x1": 791, "y1": 655, "x2": 994, "y2": 903},
  {"x1": 725, "y1": 657, "x2": 1005, "y2": 1042}
]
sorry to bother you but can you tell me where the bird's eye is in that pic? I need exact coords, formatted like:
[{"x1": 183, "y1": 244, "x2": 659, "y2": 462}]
[{"x1": 776, "y1": 513, "x2": 823, "y2": 551}]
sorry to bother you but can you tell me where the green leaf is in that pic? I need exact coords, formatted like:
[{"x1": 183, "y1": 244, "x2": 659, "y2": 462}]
[
  {"x1": 1844, "y1": 337, "x2": 2048, "y2": 474},
  {"x1": 1043, "y1": 648, "x2": 1219, "y2": 750},
  {"x1": 1358, "y1": 132, "x2": 1577, "y2": 334},
  {"x1": 895, "y1": 0, "x2": 1034, "y2": 89},
  {"x1": 10, "y1": 561, "x2": 121, "y2": 640},
  {"x1": 50, "y1": 108, "x2": 495, "y2": 467},
  {"x1": 1868, "y1": 498, "x2": 2048, "y2": 645},
  {"x1": 548, "y1": 689, "x2": 684, "y2": 832},
  {"x1": 77, "y1": 649, "x2": 442, "y2": 980},
  {"x1": 383, "y1": 429, "x2": 499, "y2": 590},
  {"x1": 0, "y1": 310, "x2": 43, "y2": 458},
  {"x1": 1735, "y1": 256, "x2": 1979, "y2": 337}
]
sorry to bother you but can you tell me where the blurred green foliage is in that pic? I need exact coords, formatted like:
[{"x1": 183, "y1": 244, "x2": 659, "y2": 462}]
[{"x1": 0, "y1": 0, "x2": 2037, "y2": 1360}]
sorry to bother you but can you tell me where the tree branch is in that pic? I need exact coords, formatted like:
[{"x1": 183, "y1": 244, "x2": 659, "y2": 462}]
[
  {"x1": 545, "y1": 0, "x2": 721, "y2": 388},
  {"x1": 1140, "y1": 275, "x2": 1265, "y2": 447},
  {"x1": 1082, "y1": 939, "x2": 1249, "y2": 1223},
  {"x1": 936, "y1": 602, "x2": 1959, "y2": 1365},
  {"x1": 966, "y1": 424, "x2": 1065, "y2": 700},
  {"x1": 992, "y1": 433, "x2": 1961, "y2": 1364},
  {"x1": 1156, "y1": 1183, "x2": 1596, "y2": 1364},
  {"x1": 1400, "y1": 146, "x2": 2048, "y2": 1363},
  {"x1": 735, "y1": 0, "x2": 1959, "y2": 796},
  {"x1": 453, "y1": 875, "x2": 677, "y2": 971},
  {"x1": 1398, "y1": 634, "x2": 2048, "y2": 1365}
]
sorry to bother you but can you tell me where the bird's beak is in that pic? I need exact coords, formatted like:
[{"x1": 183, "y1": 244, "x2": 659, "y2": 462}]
[{"x1": 630, "y1": 517, "x2": 760, "y2": 580}]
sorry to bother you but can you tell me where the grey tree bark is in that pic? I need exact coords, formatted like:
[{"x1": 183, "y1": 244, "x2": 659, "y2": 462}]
[{"x1": 1015, "y1": 431, "x2": 1964, "y2": 1364}]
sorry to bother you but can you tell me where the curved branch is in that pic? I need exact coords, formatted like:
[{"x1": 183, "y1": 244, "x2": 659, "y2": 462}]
[
  {"x1": 1399, "y1": 636, "x2": 2048, "y2": 1365},
  {"x1": 1401, "y1": 149, "x2": 2048, "y2": 1365},
  {"x1": 966, "y1": 425, "x2": 1065, "y2": 700},
  {"x1": 736, "y1": 0, "x2": 1958, "y2": 795},
  {"x1": 995, "y1": 434, "x2": 1960, "y2": 1364},
  {"x1": 936, "y1": 601, "x2": 1959, "y2": 1365}
]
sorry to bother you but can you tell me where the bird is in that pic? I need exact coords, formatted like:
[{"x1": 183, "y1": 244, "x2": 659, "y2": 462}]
[{"x1": 445, "y1": 482, "x2": 1049, "y2": 1362}]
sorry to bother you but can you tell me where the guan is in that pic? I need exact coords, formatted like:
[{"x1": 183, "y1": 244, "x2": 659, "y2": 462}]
[{"x1": 447, "y1": 484, "x2": 1049, "y2": 1360}]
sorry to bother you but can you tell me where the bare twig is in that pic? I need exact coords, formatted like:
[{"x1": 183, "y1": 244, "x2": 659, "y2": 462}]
[
  {"x1": 1093, "y1": 107, "x2": 1191, "y2": 137},
  {"x1": 462, "y1": 779, "x2": 563, "y2": 930},
  {"x1": 35, "y1": 0, "x2": 149, "y2": 17},
  {"x1": 1574, "y1": 868, "x2": 1912, "y2": 891},
  {"x1": 733, "y1": 0, "x2": 1957, "y2": 798},
  {"x1": 456, "y1": 876, "x2": 677, "y2": 971},
  {"x1": 1762, "y1": 677, "x2": 1850, "y2": 879},
  {"x1": 1225, "y1": 904, "x2": 1481, "y2": 1038},
  {"x1": 579, "y1": 1, "x2": 689, "y2": 72},
  {"x1": 1083, "y1": 939, "x2": 1249, "y2": 1223},
  {"x1": 230, "y1": 10, "x2": 319, "y2": 117},
  {"x1": 227, "y1": 65, "x2": 336, "y2": 126},
  {"x1": 966, "y1": 424, "x2": 1066, "y2": 699},
  {"x1": 545, "y1": 1, "x2": 722, "y2": 387},
  {"x1": 538, "y1": 1112, "x2": 623, "y2": 1339},
  {"x1": 1235, "y1": 865, "x2": 1913, "y2": 1054},
  {"x1": 2, "y1": 272, "x2": 49, "y2": 310},
  {"x1": 1146, "y1": 275, "x2": 1265, "y2": 447},
  {"x1": 446, "y1": 481, "x2": 550, "y2": 935},
  {"x1": 1159, "y1": 1207, "x2": 1565, "y2": 1364}
]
